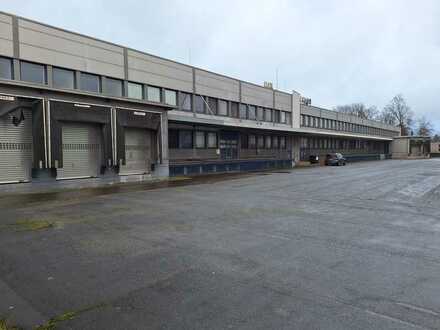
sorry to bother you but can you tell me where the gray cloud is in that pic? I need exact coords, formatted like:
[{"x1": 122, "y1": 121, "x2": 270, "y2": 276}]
[{"x1": 3, "y1": 0, "x2": 440, "y2": 129}]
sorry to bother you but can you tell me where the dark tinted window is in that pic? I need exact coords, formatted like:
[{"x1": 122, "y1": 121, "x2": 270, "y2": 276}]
[
  {"x1": 21, "y1": 61, "x2": 46, "y2": 84},
  {"x1": 169, "y1": 129, "x2": 179, "y2": 148},
  {"x1": 105, "y1": 77, "x2": 123, "y2": 97},
  {"x1": 80, "y1": 72, "x2": 100, "y2": 93},
  {"x1": 241, "y1": 134, "x2": 248, "y2": 149},
  {"x1": 53, "y1": 67, "x2": 75, "y2": 89},
  {"x1": 179, "y1": 130, "x2": 193, "y2": 148},
  {"x1": 195, "y1": 95, "x2": 205, "y2": 113},
  {"x1": 0, "y1": 57, "x2": 12, "y2": 79}
]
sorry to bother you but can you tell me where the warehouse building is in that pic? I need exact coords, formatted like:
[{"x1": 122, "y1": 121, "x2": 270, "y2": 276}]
[{"x1": 0, "y1": 12, "x2": 400, "y2": 184}]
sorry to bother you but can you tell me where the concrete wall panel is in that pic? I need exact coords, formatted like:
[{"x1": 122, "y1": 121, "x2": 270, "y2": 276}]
[
  {"x1": 18, "y1": 19, "x2": 125, "y2": 78},
  {"x1": 127, "y1": 50, "x2": 193, "y2": 93},
  {"x1": 195, "y1": 69, "x2": 239, "y2": 101},
  {"x1": 241, "y1": 82, "x2": 273, "y2": 108},
  {"x1": 0, "y1": 13, "x2": 13, "y2": 57},
  {"x1": 274, "y1": 91, "x2": 292, "y2": 112}
]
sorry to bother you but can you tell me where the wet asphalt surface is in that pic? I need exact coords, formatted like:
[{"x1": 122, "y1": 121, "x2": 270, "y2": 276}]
[{"x1": 1, "y1": 159, "x2": 440, "y2": 329}]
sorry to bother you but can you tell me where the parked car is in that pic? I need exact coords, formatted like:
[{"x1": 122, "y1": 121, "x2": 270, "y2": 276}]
[
  {"x1": 309, "y1": 155, "x2": 319, "y2": 164},
  {"x1": 325, "y1": 153, "x2": 346, "y2": 166}
]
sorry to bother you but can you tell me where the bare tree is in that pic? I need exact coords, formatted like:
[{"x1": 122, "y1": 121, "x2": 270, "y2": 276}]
[
  {"x1": 334, "y1": 103, "x2": 379, "y2": 120},
  {"x1": 416, "y1": 116, "x2": 433, "y2": 136},
  {"x1": 382, "y1": 94, "x2": 413, "y2": 135}
]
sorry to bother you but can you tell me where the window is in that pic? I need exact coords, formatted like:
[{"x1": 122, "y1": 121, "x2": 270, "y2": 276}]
[
  {"x1": 195, "y1": 131, "x2": 206, "y2": 148},
  {"x1": 272, "y1": 136, "x2": 279, "y2": 148},
  {"x1": 241, "y1": 134, "x2": 248, "y2": 149},
  {"x1": 280, "y1": 111, "x2": 286, "y2": 124},
  {"x1": 249, "y1": 134, "x2": 256, "y2": 148},
  {"x1": 207, "y1": 132, "x2": 217, "y2": 148},
  {"x1": 301, "y1": 115, "x2": 305, "y2": 126},
  {"x1": 218, "y1": 100, "x2": 228, "y2": 116},
  {"x1": 179, "y1": 130, "x2": 193, "y2": 148},
  {"x1": 207, "y1": 97, "x2": 217, "y2": 115},
  {"x1": 257, "y1": 107, "x2": 264, "y2": 121},
  {"x1": 179, "y1": 92, "x2": 192, "y2": 111},
  {"x1": 274, "y1": 110, "x2": 280, "y2": 123},
  {"x1": 286, "y1": 113, "x2": 291, "y2": 125},
  {"x1": 230, "y1": 102, "x2": 238, "y2": 117},
  {"x1": 169, "y1": 129, "x2": 179, "y2": 148},
  {"x1": 53, "y1": 67, "x2": 75, "y2": 89},
  {"x1": 105, "y1": 77, "x2": 123, "y2": 97},
  {"x1": 127, "y1": 82, "x2": 143, "y2": 99},
  {"x1": 239, "y1": 104, "x2": 247, "y2": 119},
  {"x1": 0, "y1": 57, "x2": 12, "y2": 79},
  {"x1": 195, "y1": 95, "x2": 205, "y2": 113},
  {"x1": 265, "y1": 136, "x2": 272, "y2": 149},
  {"x1": 165, "y1": 89, "x2": 177, "y2": 106},
  {"x1": 280, "y1": 136, "x2": 286, "y2": 149},
  {"x1": 265, "y1": 109, "x2": 272, "y2": 122},
  {"x1": 147, "y1": 86, "x2": 161, "y2": 102},
  {"x1": 21, "y1": 61, "x2": 46, "y2": 84},
  {"x1": 248, "y1": 105, "x2": 256, "y2": 120},
  {"x1": 257, "y1": 135, "x2": 264, "y2": 148},
  {"x1": 80, "y1": 72, "x2": 100, "y2": 93}
]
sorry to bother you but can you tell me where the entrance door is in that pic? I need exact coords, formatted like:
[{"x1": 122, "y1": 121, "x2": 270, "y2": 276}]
[
  {"x1": 0, "y1": 109, "x2": 33, "y2": 183},
  {"x1": 57, "y1": 122, "x2": 102, "y2": 180},
  {"x1": 219, "y1": 131, "x2": 239, "y2": 160},
  {"x1": 119, "y1": 128, "x2": 152, "y2": 175}
]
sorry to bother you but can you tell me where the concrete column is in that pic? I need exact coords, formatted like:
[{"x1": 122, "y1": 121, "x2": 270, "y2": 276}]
[
  {"x1": 291, "y1": 90, "x2": 301, "y2": 129},
  {"x1": 153, "y1": 112, "x2": 169, "y2": 177}
]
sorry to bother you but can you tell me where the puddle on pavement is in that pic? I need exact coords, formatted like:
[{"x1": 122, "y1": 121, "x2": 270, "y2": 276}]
[{"x1": 0, "y1": 171, "x2": 283, "y2": 209}]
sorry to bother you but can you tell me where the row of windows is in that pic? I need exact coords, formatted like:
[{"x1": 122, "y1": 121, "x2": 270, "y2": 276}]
[
  {"x1": 178, "y1": 93, "x2": 292, "y2": 124},
  {"x1": 168, "y1": 129, "x2": 288, "y2": 150},
  {"x1": 300, "y1": 137, "x2": 385, "y2": 151},
  {"x1": 169, "y1": 130, "x2": 218, "y2": 149},
  {"x1": 241, "y1": 134, "x2": 287, "y2": 150},
  {"x1": 300, "y1": 114, "x2": 396, "y2": 138},
  {"x1": 0, "y1": 56, "x2": 293, "y2": 126},
  {"x1": 0, "y1": 56, "x2": 168, "y2": 103}
]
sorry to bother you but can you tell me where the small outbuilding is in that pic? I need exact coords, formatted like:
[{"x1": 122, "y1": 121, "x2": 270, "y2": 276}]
[{"x1": 391, "y1": 136, "x2": 431, "y2": 159}]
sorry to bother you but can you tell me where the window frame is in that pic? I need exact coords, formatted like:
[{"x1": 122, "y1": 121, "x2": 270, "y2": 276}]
[
  {"x1": 52, "y1": 66, "x2": 75, "y2": 90},
  {"x1": 20, "y1": 61, "x2": 47, "y2": 85},
  {"x1": 79, "y1": 72, "x2": 101, "y2": 93}
]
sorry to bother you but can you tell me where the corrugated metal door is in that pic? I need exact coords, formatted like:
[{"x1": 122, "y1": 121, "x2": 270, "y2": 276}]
[
  {"x1": 119, "y1": 128, "x2": 152, "y2": 175},
  {"x1": 57, "y1": 123, "x2": 102, "y2": 180},
  {"x1": 0, "y1": 109, "x2": 33, "y2": 183}
]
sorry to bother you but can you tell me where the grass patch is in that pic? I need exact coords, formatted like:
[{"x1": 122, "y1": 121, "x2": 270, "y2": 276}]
[
  {"x1": 35, "y1": 303, "x2": 107, "y2": 330},
  {"x1": 0, "y1": 319, "x2": 22, "y2": 330},
  {"x1": 14, "y1": 220, "x2": 54, "y2": 232}
]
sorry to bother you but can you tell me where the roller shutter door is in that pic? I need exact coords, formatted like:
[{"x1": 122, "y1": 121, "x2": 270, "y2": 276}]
[
  {"x1": 119, "y1": 128, "x2": 152, "y2": 175},
  {"x1": 0, "y1": 109, "x2": 33, "y2": 184},
  {"x1": 57, "y1": 123, "x2": 102, "y2": 180}
]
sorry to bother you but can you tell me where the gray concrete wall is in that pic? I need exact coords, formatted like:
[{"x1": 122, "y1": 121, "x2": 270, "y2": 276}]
[
  {"x1": 195, "y1": 69, "x2": 239, "y2": 101},
  {"x1": 241, "y1": 82, "x2": 273, "y2": 108},
  {"x1": 0, "y1": 13, "x2": 13, "y2": 57}
]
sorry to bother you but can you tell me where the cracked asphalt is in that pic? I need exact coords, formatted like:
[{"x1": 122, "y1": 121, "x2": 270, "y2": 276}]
[{"x1": 1, "y1": 159, "x2": 440, "y2": 329}]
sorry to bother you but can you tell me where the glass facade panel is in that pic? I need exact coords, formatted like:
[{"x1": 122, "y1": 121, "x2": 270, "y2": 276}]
[
  {"x1": 195, "y1": 131, "x2": 206, "y2": 148},
  {"x1": 239, "y1": 104, "x2": 247, "y2": 119},
  {"x1": 0, "y1": 57, "x2": 12, "y2": 79},
  {"x1": 257, "y1": 107, "x2": 264, "y2": 121},
  {"x1": 21, "y1": 61, "x2": 46, "y2": 84},
  {"x1": 195, "y1": 95, "x2": 205, "y2": 113},
  {"x1": 180, "y1": 92, "x2": 192, "y2": 111},
  {"x1": 165, "y1": 89, "x2": 177, "y2": 106},
  {"x1": 179, "y1": 130, "x2": 193, "y2": 148},
  {"x1": 207, "y1": 132, "x2": 217, "y2": 148},
  {"x1": 127, "y1": 82, "x2": 143, "y2": 99},
  {"x1": 257, "y1": 136, "x2": 264, "y2": 148},
  {"x1": 248, "y1": 105, "x2": 256, "y2": 120},
  {"x1": 249, "y1": 134, "x2": 256, "y2": 148},
  {"x1": 230, "y1": 102, "x2": 239, "y2": 117},
  {"x1": 207, "y1": 97, "x2": 217, "y2": 115},
  {"x1": 105, "y1": 77, "x2": 123, "y2": 97},
  {"x1": 80, "y1": 72, "x2": 100, "y2": 93},
  {"x1": 53, "y1": 67, "x2": 75, "y2": 89},
  {"x1": 218, "y1": 100, "x2": 228, "y2": 116},
  {"x1": 265, "y1": 109, "x2": 272, "y2": 122},
  {"x1": 147, "y1": 86, "x2": 161, "y2": 102}
]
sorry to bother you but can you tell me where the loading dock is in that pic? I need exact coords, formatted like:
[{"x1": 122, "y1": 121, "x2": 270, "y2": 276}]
[
  {"x1": 119, "y1": 127, "x2": 153, "y2": 175},
  {"x1": 49, "y1": 100, "x2": 112, "y2": 180}
]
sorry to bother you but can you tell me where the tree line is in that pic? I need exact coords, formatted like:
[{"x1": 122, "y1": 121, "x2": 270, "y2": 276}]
[{"x1": 334, "y1": 94, "x2": 433, "y2": 137}]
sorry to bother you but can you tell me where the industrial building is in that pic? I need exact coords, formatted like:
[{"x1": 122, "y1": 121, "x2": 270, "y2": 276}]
[{"x1": 0, "y1": 12, "x2": 400, "y2": 184}]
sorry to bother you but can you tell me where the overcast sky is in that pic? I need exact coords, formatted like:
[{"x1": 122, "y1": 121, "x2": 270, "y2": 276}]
[{"x1": 2, "y1": 0, "x2": 439, "y2": 130}]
